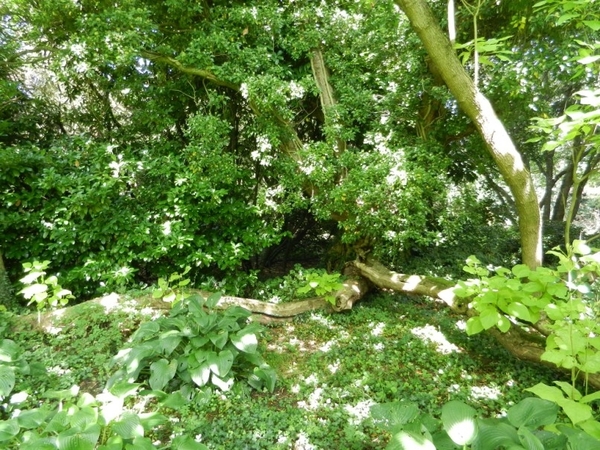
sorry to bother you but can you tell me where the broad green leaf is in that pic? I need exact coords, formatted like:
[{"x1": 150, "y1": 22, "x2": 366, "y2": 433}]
[
  {"x1": 578, "y1": 419, "x2": 600, "y2": 440},
  {"x1": 98, "y1": 435, "x2": 123, "y2": 450},
  {"x1": 441, "y1": 401, "x2": 477, "y2": 445},
  {"x1": 526, "y1": 383, "x2": 565, "y2": 403},
  {"x1": 20, "y1": 283, "x2": 48, "y2": 299},
  {"x1": 131, "y1": 322, "x2": 160, "y2": 342},
  {"x1": 556, "y1": 424, "x2": 600, "y2": 448},
  {"x1": 254, "y1": 366, "x2": 277, "y2": 392},
  {"x1": 109, "y1": 381, "x2": 141, "y2": 399},
  {"x1": 231, "y1": 330, "x2": 258, "y2": 353},
  {"x1": 496, "y1": 316, "x2": 511, "y2": 333},
  {"x1": 138, "y1": 412, "x2": 167, "y2": 431},
  {"x1": 480, "y1": 307, "x2": 500, "y2": 330},
  {"x1": 16, "y1": 408, "x2": 51, "y2": 429},
  {"x1": 0, "y1": 339, "x2": 20, "y2": 362},
  {"x1": 554, "y1": 381, "x2": 581, "y2": 401},
  {"x1": 172, "y1": 434, "x2": 209, "y2": 450},
  {"x1": 582, "y1": 20, "x2": 600, "y2": 31},
  {"x1": 69, "y1": 406, "x2": 98, "y2": 430},
  {"x1": 473, "y1": 419, "x2": 520, "y2": 449},
  {"x1": 112, "y1": 412, "x2": 144, "y2": 439},
  {"x1": 207, "y1": 350, "x2": 234, "y2": 377},
  {"x1": 157, "y1": 331, "x2": 182, "y2": 355},
  {"x1": 517, "y1": 426, "x2": 544, "y2": 450},
  {"x1": 160, "y1": 391, "x2": 188, "y2": 410},
  {"x1": 560, "y1": 398, "x2": 593, "y2": 425},
  {"x1": 57, "y1": 424, "x2": 101, "y2": 450},
  {"x1": 370, "y1": 401, "x2": 420, "y2": 430},
  {"x1": 149, "y1": 359, "x2": 177, "y2": 391},
  {"x1": 189, "y1": 362, "x2": 210, "y2": 387},
  {"x1": 505, "y1": 302, "x2": 532, "y2": 322},
  {"x1": 127, "y1": 436, "x2": 157, "y2": 449},
  {"x1": 465, "y1": 316, "x2": 484, "y2": 336},
  {"x1": 209, "y1": 330, "x2": 228, "y2": 349},
  {"x1": 204, "y1": 292, "x2": 221, "y2": 309},
  {"x1": 0, "y1": 365, "x2": 15, "y2": 398},
  {"x1": 0, "y1": 419, "x2": 20, "y2": 441},
  {"x1": 512, "y1": 265, "x2": 531, "y2": 278},
  {"x1": 388, "y1": 430, "x2": 435, "y2": 450},
  {"x1": 44, "y1": 385, "x2": 80, "y2": 400},
  {"x1": 507, "y1": 398, "x2": 558, "y2": 428}
]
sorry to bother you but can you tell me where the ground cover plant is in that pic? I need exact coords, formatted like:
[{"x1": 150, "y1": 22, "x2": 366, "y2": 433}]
[{"x1": 2, "y1": 289, "x2": 561, "y2": 449}]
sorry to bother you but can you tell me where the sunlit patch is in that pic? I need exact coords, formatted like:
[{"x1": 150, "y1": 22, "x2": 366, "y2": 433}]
[
  {"x1": 470, "y1": 385, "x2": 502, "y2": 401},
  {"x1": 100, "y1": 292, "x2": 121, "y2": 312},
  {"x1": 319, "y1": 340, "x2": 336, "y2": 352},
  {"x1": 345, "y1": 399, "x2": 375, "y2": 425},
  {"x1": 294, "y1": 431, "x2": 316, "y2": 450},
  {"x1": 47, "y1": 366, "x2": 72, "y2": 376},
  {"x1": 44, "y1": 325, "x2": 63, "y2": 335},
  {"x1": 369, "y1": 322, "x2": 386, "y2": 336},
  {"x1": 309, "y1": 313, "x2": 334, "y2": 327},
  {"x1": 373, "y1": 342, "x2": 385, "y2": 351},
  {"x1": 411, "y1": 324, "x2": 462, "y2": 354},
  {"x1": 328, "y1": 360, "x2": 340, "y2": 374},
  {"x1": 455, "y1": 320, "x2": 467, "y2": 331}
]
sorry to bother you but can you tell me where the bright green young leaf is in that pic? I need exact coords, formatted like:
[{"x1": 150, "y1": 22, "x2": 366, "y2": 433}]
[
  {"x1": 505, "y1": 302, "x2": 532, "y2": 322},
  {"x1": 480, "y1": 307, "x2": 501, "y2": 330},
  {"x1": 560, "y1": 398, "x2": 593, "y2": 425},
  {"x1": 526, "y1": 383, "x2": 566, "y2": 404},
  {"x1": 578, "y1": 419, "x2": 600, "y2": 440},
  {"x1": 466, "y1": 316, "x2": 484, "y2": 336},
  {"x1": 496, "y1": 316, "x2": 511, "y2": 333}
]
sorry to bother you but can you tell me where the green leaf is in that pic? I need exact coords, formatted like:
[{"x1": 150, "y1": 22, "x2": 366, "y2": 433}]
[
  {"x1": 0, "y1": 365, "x2": 15, "y2": 398},
  {"x1": 17, "y1": 408, "x2": 51, "y2": 429},
  {"x1": 149, "y1": 359, "x2": 177, "y2": 391},
  {"x1": 112, "y1": 412, "x2": 144, "y2": 439},
  {"x1": 473, "y1": 419, "x2": 520, "y2": 449},
  {"x1": 517, "y1": 426, "x2": 544, "y2": 450},
  {"x1": 370, "y1": 401, "x2": 420, "y2": 430},
  {"x1": 496, "y1": 316, "x2": 511, "y2": 333},
  {"x1": 172, "y1": 435, "x2": 209, "y2": 450},
  {"x1": 189, "y1": 362, "x2": 210, "y2": 387},
  {"x1": 480, "y1": 307, "x2": 501, "y2": 330},
  {"x1": 69, "y1": 406, "x2": 98, "y2": 430},
  {"x1": 207, "y1": 350, "x2": 234, "y2": 378},
  {"x1": 441, "y1": 400, "x2": 478, "y2": 445},
  {"x1": 507, "y1": 398, "x2": 558, "y2": 428},
  {"x1": 0, "y1": 419, "x2": 20, "y2": 441},
  {"x1": 20, "y1": 283, "x2": 48, "y2": 300},
  {"x1": 505, "y1": 302, "x2": 532, "y2": 322},
  {"x1": 208, "y1": 330, "x2": 228, "y2": 349},
  {"x1": 466, "y1": 316, "x2": 484, "y2": 336},
  {"x1": 582, "y1": 20, "x2": 600, "y2": 31},
  {"x1": 526, "y1": 383, "x2": 565, "y2": 403},
  {"x1": 554, "y1": 381, "x2": 581, "y2": 401},
  {"x1": 560, "y1": 398, "x2": 593, "y2": 425},
  {"x1": 512, "y1": 265, "x2": 531, "y2": 278},
  {"x1": 388, "y1": 430, "x2": 436, "y2": 450},
  {"x1": 578, "y1": 419, "x2": 600, "y2": 440},
  {"x1": 0, "y1": 339, "x2": 21, "y2": 363},
  {"x1": 204, "y1": 292, "x2": 221, "y2": 309},
  {"x1": 231, "y1": 330, "x2": 258, "y2": 353},
  {"x1": 57, "y1": 424, "x2": 101, "y2": 450}
]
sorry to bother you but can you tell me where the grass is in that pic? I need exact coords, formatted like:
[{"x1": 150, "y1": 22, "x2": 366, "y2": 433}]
[{"x1": 6, "y1": 290, "x2": 559, "y2": 449}]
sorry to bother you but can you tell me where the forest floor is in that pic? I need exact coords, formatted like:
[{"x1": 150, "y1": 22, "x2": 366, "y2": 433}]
[{"x1": 8, "y1": 290, "x2": 560, "y2": 449}]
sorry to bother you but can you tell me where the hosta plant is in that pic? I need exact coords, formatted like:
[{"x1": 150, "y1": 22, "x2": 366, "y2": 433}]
[{"x1": 107, "y1": 292, "x2": 276, "y2": 400}]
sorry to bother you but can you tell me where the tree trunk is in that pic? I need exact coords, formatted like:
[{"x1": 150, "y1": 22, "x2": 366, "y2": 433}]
[{"x1": 395, "y1": 0, "x2": 542, "y2": 269}]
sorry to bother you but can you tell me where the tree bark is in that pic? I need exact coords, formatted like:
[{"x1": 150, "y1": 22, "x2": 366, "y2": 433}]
[{"x1": 395, "y1": 0, "x2": 542, "y2": 269}]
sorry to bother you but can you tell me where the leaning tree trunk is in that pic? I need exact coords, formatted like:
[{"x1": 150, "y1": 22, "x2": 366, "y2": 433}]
[
  {"x1": 395, "y1": 0, "x2": 542, "y2": 270},
  {"x1": 0, "y1": 251, "x2": 15, "y2": 309}
]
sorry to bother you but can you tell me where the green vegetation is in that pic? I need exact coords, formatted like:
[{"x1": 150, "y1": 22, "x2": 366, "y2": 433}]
[{"x1": 1, "y1": 0, "x2": 600, "y2": 447}]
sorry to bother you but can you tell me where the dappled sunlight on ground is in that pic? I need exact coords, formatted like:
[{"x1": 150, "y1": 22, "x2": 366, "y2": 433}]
[{"x1": 411, "y1": 324, "x2": 462, "y2": 354}]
